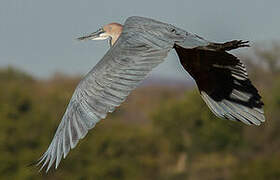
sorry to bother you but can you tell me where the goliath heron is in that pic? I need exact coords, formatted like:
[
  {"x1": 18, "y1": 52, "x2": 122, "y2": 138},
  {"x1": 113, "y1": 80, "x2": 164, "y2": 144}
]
[{"x1": 37, "y1": 16, "x2": 265, "y2": 172}]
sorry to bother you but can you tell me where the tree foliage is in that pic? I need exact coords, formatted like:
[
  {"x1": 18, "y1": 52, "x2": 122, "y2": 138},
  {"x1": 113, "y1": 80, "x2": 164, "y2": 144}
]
[{"x1": 1, "y1": 43, "x2": 280, "y2": 179}]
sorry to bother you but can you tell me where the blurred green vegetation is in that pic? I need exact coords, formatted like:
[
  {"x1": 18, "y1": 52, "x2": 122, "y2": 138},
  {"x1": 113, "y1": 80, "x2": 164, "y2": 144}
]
[{"x1": 1, "y1": 44, "x2": 280, "y2": 180}]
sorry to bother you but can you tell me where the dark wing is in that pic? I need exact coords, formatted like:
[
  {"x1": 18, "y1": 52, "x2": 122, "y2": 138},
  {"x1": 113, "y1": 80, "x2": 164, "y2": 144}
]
[
  {"x1": 174, "y1": 41, "x2": 265, "y2": 125},
  {"x1": 37, "y1": 18, "x2": 175, "y2": 172}
]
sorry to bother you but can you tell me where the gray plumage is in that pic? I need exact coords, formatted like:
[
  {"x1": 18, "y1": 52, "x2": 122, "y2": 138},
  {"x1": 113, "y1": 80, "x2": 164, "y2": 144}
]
[{"x1": 37, "y1": 16, "x2": 265, "y2": 172}]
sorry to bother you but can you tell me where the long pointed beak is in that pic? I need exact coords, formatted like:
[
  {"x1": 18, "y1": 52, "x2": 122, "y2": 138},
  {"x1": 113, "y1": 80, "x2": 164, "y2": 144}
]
[{"x1": 77, "y1": 28, "x2": 106, "y2": 41}]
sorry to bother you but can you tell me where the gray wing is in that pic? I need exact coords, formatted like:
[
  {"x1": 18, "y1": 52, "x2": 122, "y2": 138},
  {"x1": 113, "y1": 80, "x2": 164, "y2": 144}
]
[{"x1": 37, "y1": 17, "x2": 176, "y2": 172}]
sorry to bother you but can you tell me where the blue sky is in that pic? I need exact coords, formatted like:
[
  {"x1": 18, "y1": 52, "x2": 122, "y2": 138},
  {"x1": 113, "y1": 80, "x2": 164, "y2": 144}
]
[{"x1": 0, "y1": 0, "x2": 279, "y2": 80}]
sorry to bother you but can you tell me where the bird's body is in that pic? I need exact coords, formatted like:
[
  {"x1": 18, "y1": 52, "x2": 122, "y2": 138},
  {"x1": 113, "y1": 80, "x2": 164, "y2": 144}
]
[{"x1": 37, "y1": 16, "x2": 265, "y2": 172}]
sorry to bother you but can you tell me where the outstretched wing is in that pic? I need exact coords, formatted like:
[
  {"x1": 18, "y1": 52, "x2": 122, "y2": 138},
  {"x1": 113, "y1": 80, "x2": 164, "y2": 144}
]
[
  {"x1": 37, "y1": 18, "x2": 175, "y2": 172},
  {"x1": 175, "y1": 41, "x2": 265, "y2": 125}
]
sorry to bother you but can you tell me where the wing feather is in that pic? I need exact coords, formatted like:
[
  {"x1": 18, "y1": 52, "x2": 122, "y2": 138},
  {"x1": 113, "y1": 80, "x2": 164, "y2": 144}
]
[
  {"x1": 37, "y1": 20, "x2": 174, "y2": 172},
  {"x1": 174, "y1": 42, "x2": 265, "y2": 125}
]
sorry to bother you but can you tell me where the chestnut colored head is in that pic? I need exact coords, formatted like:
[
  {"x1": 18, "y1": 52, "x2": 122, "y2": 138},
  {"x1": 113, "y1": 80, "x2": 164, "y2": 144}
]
[{"x1": 77, "y1": 22, "x2": 123, "y2": 47}]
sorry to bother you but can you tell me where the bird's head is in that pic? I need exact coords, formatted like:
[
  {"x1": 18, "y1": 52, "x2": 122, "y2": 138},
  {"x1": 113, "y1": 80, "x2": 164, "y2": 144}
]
[{"x1": 77, "y1": 23, "x2": 123, "y2": 47}]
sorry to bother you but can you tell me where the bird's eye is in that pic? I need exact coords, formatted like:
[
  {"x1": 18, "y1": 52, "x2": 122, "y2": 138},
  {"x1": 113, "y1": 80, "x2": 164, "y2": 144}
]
[{"x1": 171, "y1": 29, "x2": 176, "y2": 33}]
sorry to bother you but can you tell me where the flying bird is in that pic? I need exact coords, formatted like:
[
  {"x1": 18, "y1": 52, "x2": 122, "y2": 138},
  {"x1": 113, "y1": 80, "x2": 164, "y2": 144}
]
[{"x1": 37, "y1": 16, "x2": 265, "y2": 172}]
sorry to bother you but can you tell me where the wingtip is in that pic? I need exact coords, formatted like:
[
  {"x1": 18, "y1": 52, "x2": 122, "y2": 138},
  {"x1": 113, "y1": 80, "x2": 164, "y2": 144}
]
[
  {"x1": 238, "y1": 40, "x2": 250, "y2": 48},
  {"x1": 230, "y1": 40, "x2": 250, "y2": 50},
  {"x1": 36, "y1": 150, "x2": 51, "y2": 173}
]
